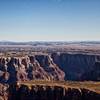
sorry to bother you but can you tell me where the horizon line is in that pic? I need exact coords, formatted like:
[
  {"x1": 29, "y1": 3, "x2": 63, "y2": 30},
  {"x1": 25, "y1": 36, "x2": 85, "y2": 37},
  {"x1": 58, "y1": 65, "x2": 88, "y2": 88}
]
[{"x1": 0, "y1": 40, "x2": 100, "y2": 43}]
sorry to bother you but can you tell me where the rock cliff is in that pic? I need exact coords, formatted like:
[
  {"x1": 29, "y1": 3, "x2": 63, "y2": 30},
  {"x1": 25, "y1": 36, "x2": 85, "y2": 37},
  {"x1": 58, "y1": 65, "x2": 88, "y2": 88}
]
[
  {"x1": 0, "y1": 55, "x2": 65, "y2": 84},
  {"x1": 0, "y1": 52, "x2": 100, "y2": 82},
  {"x1": 51, "y1": 53, "x2": 100, "y2": 81}
]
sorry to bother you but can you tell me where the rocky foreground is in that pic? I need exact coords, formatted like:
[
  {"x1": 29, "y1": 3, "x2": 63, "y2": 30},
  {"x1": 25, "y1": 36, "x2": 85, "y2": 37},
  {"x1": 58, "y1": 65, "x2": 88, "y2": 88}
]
[{"x1": 0, "y1": 81, "x2": 100, "y2": 100}]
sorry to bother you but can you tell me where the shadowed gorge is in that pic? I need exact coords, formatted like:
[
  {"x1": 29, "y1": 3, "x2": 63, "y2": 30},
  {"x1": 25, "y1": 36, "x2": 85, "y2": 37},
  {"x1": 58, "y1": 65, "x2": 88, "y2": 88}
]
[{"x1": 52, "y1": 53, "x2": 100, "y2": 81}]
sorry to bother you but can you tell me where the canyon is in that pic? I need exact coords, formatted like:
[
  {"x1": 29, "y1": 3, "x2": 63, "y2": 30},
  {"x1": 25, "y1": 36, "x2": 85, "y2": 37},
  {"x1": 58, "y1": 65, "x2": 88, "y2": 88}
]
[
  {"x1": 0, "y1": 53, "x2": 100, "y2": 84},
  {"x1": 0, "y1": 41, "x2": 100, "y2": 100},
  {"x1": 0, "y1": 53, "x2": 99, "y2": 100}
]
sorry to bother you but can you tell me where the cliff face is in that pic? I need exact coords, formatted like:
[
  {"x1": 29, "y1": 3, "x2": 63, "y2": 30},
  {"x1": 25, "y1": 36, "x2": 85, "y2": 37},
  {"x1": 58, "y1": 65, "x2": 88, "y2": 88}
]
[
  {"x1": 82, "y1": 62, "x2": 100, "y2": 81},
  {"x1": 35, "y1": 55, "x2": 65, "y2": 80},
  {"x1": 51, "y1": 53, "x2": 100, "y2": 81},
  {"x1": 0, "y1": 52, "x2": 100, "y2": 82},
  {"x1": 0, "y1": 55, "x2": 65, "y2": 84},
  {"x1": 8, "y1": 84, "x2": 100, "y2": 100}
]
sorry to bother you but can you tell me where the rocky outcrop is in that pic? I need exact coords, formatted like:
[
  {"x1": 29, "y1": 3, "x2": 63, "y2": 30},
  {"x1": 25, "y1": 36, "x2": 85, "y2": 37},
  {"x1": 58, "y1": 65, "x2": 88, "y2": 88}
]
[
  {"x1": 0, "y1": 55, "x2": 65, "y2": 84},
  {"x1": 35, "y1": 55, "x2": 65, "y2": 80},
  {"x1": 8, "y1": 84, "x2": 100, "y2": 100},
  {"x1": 51, "y1": 53, "x2": 100, "y2": 81}
]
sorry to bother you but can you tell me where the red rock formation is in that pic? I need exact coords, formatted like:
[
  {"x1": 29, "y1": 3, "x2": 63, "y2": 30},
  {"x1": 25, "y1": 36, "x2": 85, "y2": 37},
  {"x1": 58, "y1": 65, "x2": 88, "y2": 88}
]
[
  {"x1": 35, "y1": 55, "x2": 65, "y2": 81},
  {"x1": 0, "y1": 52, "x2": 100, "y2": 82},
  {"x1": 0, "y1": 55, "x2": 65, "y2": 84}
]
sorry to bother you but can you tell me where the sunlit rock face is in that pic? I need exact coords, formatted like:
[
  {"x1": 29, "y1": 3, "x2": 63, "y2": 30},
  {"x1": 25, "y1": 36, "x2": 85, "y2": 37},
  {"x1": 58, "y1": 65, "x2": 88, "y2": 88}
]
[
  {"x1": 51, "y1": 52, "x2": 100, "y2": 81},
  {"x1": 0, "y1": 55, "x2": 65, "y2": 84},
  {"x1": 35, "y1": 55, "x2": 65, "y2": 81}
]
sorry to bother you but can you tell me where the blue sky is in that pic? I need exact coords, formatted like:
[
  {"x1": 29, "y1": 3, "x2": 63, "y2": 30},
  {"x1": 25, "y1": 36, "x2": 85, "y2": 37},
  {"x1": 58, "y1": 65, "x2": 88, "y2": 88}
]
[{"x1": 0, "y1": 0, "x2": 100, "y2": 41}]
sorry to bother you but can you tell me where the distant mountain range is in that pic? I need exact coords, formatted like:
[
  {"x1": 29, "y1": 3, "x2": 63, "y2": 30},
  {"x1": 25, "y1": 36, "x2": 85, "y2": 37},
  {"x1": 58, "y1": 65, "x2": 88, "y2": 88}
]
[{"x1": 0, "y1": 41, "x2": 100, "y2": 46}]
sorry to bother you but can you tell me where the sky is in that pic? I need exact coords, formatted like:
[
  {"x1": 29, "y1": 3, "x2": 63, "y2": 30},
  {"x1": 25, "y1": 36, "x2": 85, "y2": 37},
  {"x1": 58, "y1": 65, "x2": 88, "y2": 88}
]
[{"x1": 0, "y1": 0, "x2": 100, "y2": 41}]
